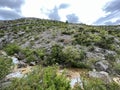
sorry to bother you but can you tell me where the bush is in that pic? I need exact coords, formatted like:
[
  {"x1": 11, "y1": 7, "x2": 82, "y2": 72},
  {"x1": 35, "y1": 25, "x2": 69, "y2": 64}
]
[
  {"x1": 0, "y1": 57, "x2": 12, "y2": 80},
  {"x1": 72, "y1": 62, "x2": 90, "y2": 69},
  {"x1": 21, "y1": 48, "x2": 36, "y2": 63},
  {"x1": 106, "y1": 82, "x2": 120, "y2": 90},
  {"x1": 62, "y1": 46, "x2": 86, "y2": 67},
  {"x1": 61, "y1": 30, "x2": 74, "y2": 35},
  {"x1": 95, "y1": 35, "x2": 115, "y2": 50},
  {"x1": 35, "y1": 49, "x2": 45, "y2": 60},
  {"x1": 105, "y1": 54, "x2": 116, "y2": 62},
  {"x1": 45, "y1": 45, "x2": 87, "y2": 68},
  {"x1": 46, "y1": 44, "x2": 64, "y2": 65},
  {"x1": 74, "y1": 32, "x2": 101, "y2": 46},
  {"x1": 4, "y1": 43, "x2": 20, "y2": 55},
  {"x1": 21, "y1": 48, "x2": 45, "y2": 63},
  {"x1": 83, "y1": 78, "x2": 106, "y2": 90},
  {"x1": 3, "y1": 66, "x2": 70, "y2": 90},
  {"x1": 113, "y1": 63, "x2": 120, "y2": 74},
  {"x1": 74, "y1": 78, "x2": 120, "y2": 90}
]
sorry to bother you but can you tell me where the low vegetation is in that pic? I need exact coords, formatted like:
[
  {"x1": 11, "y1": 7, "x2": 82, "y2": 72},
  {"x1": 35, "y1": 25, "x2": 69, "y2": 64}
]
[
  {"x1": 1, "y1": 18, "x2": 120, "y2": 89},
  {"x1": 0, "y1": 57, "x2": 12, "y2": 80},
  {"x1": 2, "y1": 66, "x2": 70, "y2": 90},
  {"x1": 74, "y1": 78, "x2": 120, "y2": 90}
]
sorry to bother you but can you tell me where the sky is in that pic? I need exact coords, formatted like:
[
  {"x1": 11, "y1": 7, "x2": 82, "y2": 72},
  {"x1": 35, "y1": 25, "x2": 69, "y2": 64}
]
[{"x1": 0, "y1": 0, "x2": 120, "y2": 25}]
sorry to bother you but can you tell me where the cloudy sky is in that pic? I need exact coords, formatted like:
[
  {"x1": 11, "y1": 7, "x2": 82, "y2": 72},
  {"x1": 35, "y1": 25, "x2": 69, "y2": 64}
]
[{"x1": 0, "y1": 0, "x2": 120, "y2": 25}]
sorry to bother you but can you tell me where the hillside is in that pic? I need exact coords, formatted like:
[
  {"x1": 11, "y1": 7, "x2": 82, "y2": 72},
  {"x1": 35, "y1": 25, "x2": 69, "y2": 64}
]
[{"x1": 0, "y1": 18, "x2": 120, "y2": 90}]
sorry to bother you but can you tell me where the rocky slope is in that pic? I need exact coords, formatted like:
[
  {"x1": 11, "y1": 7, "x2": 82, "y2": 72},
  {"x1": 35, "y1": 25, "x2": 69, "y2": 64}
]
[{"x1": 0, "y1": 18, "x2": 120, "y2": 89}]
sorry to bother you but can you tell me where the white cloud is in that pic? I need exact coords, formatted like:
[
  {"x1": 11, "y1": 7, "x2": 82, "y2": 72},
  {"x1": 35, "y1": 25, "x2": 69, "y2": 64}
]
[{"x1": 21, "y1": 0, "x2": 111, "y2": 24}]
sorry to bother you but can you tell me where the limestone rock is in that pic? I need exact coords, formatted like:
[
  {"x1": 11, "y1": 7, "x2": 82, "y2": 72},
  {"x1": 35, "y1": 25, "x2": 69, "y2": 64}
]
[
  {"x1": 95, "y1": 60, "x2": 110, "y2": 72},
  {"x1": 17, "y1": 61, "x2": 27, "y2": 68},
  {"x1": 88, "y1": 71, "x2": 111, "y2": 83},
  {"x1": 30, "y1": 62, "x2": 36, "y2": 66}
]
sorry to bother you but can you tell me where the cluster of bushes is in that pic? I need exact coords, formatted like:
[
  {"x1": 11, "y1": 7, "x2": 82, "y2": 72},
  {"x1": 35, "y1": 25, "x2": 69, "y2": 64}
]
[
  {"x1": 20, "y1": 48, "x2": 45, "y2": 64},
  {"x1": 2, "y1": 66, "x2": 70, "y2": 90},
  {"x1": 3, "y1": 43, "x2": 88, "y2": 68},
  {"x1": 3, "y1": 43, "x2": 45, "y2": 64},
  {"x1": 3, "y1": 43, "x2": 20, "y2": 55},
  {"x1": 74, "y1": 32, "x2": 101, "y2": 46},
  {"x1": 74, "y1": 28, "x2": 116, "y2": 51},
  {"x1": 45, "y1": 44, "x2": 64, "y2": 65},
  {"x1": 61, "y1": 29, "x2": 75, "y2": 35},
  {"x1": 46, "y1": 45, "x2": 88, "y2": 68},
  {"x1": 95, "y1": 35, "x2": 116, "y2": 50}
]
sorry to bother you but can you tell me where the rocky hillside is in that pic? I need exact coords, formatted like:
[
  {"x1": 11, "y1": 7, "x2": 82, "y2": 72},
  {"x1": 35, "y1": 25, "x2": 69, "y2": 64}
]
[{"x1": 0, "y1": 18, "x2": 120, "y2": 90}]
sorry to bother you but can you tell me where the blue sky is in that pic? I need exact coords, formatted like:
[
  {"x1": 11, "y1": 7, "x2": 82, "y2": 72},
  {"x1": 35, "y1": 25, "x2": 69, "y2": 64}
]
[{"x1": 0, "y1": 0, "x2": 120, "y2": 25}]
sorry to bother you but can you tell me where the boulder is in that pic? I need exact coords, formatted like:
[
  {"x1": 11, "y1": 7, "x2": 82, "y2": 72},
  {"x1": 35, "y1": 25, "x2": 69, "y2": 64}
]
[
  {"x1": 88, "y1": 71, "x2": 111, "y2": 83},
  {"x1": 95, "y1": 60, "x2": 110, "y2": 72},
  {"x1": 18, "y1": 31, "x2": 25, "y2": 36},
  {"x1": 21, "y1": 59, "x2": 27, "y2": 63},
  {"x1": 17, "y1": 52, "x2": 25, "y2": 60},
  {"x1": 5, "y1": 72, "x2": 25, "y2": 80},
  {"x1": 113, "y1": 77, "x2": 120, "y2": 85},
  {"x1": 0, "y1": 50, "x2": 7, "y2": 56},
  {"x1": 114, "y1": 38, "x2": 120, "y2": 43},
  {"x1": 11, "y1": 56, "x2": 19, "y2": 64},
  {"x1": 86, "y1": 52, "x2": 105, "y2": 60},
  {"x1": 105, "y1": 50, "x2": 116, "y2": 55},
  {"x1": 21, "y1": 41, "x2": 31, "y2": 48},
  {"x1": 0, "y1": 38, "x2": 4, "y2": 49},
  {"x1": 94, "y1": 47, "x2": 103, "y2": 53},
  {"x1": 70, "y1": 77, "x2": 83, "y2": 89},
  {"x1": 17, "y1": 61, "x2": 27, "y2": 68},
  {"x1": 30, "y1": 62, "x2": 36, "y2": 66}
]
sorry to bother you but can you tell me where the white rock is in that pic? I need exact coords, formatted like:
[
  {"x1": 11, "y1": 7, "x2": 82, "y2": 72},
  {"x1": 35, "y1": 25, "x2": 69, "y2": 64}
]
[
  {"x1": 11, "y1": 56, "x2": 19, "y2": 64},
  {"x1": 88, "y1": 71, "x2": 111, "y2": 83},
  {"x1": 70, "y1": 77, "x2": 83, "y2": 89},
  {"x1": 6, "y1": 72, "x2": 25, "y2": 79}
]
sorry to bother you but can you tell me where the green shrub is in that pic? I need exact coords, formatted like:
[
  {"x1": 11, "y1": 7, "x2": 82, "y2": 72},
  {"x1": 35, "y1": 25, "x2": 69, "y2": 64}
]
[
  {"x1": 61, "y1": 29, "x2": 74, "y2": 35},
  {"x1": 45, "y1": 45, "x2": 87, "y2": 68},
  {"x1": 62, "y1": 46, "x2": 86, "y2": 67},
  {"x1": 72, "y1": 62, "x2": 90, "y2": 69},
  {"x1": 4, "y1": 43, "x2": 20, "y2": 55},
  {"x1": 95, "y1": 35, "x2": 115, "y2": 50},
  {"x1": 26, "y1": 54, "x2": 36, "y2": 63},
  {"x1": 86, "y1": 58, "x2": 99, "y2": 69},
  {"x1": 78, "y1": 27, "x2": 84, "y2": 32},
  {"x1": 105, "y1": 54, "x2": 116, "y2": 62},
  {"x1": 46, "y1": 44, "x2": 64, "y2": 65},
  {"x1": 35, "y1": 49, "x2": 45, "y2": 60},
  {"x1": 83, "y1": 78, "x2": 106, "y2": 90},
  {"x1": 113, "y1": 63, "x2": 120, "y2": 74},
  {"x1": 63, "y1": 46, "x2": 80, "y2": 62},
  {"x1": 74, "y1": 32, "x2": 101, "y2": 46},
  {"x1": 73, "y1": 29, "x2": 117, "y2": 50},
  {"x1": 75, "y1": 78, "x2": 120, "y2": 90},
  {"x1": 21, "y1": 48, "x2": 45, "y2": 63},
  {"x1": 88, "y1": 45, "x2": 97, "y2": 52},
  {"x1": 0, "y1": 57, "x2": 12, "y2": 80},
  {"x1": 21, "y1": 48, "x2": 36, "y2": 63},
  {"x1": 106, "y1": 82, "x2": 120, "y2": 90},
  {"x1": 3, "y1": 66, "x2": 70, "y2": 90}
]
